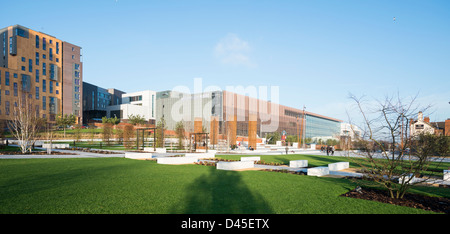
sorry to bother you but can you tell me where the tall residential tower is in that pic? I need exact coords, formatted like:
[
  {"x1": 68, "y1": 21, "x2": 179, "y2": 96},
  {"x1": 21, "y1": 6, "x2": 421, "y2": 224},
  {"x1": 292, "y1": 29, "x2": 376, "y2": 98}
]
[{"x1": 0, "y1": 25, "x2": 82, "y2": 123}]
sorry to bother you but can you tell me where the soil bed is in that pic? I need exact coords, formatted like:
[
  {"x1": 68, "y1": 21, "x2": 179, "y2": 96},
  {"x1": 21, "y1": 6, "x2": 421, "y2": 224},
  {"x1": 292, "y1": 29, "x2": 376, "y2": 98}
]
[{"x1": 341, "y1": 187, "x2": 450, "y2": 214}]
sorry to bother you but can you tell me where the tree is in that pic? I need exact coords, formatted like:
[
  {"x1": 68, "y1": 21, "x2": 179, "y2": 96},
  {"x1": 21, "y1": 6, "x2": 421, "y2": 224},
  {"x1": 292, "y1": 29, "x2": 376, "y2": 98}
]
[
  {"x1": 102, "y1": 123, "x2": 113, "y2": 145},
  {"x1": 7, "y1": 94, "x2": 45, "y2": 153},
  {"x1": 127, "y1": 114, "x2": 146, "y2": 125},
  {"x1": 56, "y1": 113, "x2": 76, "y2": 138},
  {"x1": 156, "y1": 117, "x2": 166, "y2": 148},
  {"x1": 175, "y1": 121, "x2": 186, "y2": 150},
  {"x1": 347, "y1": 93, "x2": 448, "y2": 199},
  {"x1": 102, "y1": 116, "x2": 120, "y2": 125},
  {"x1": 123, "y1": 124, "x2": 135, "y2": 149}
]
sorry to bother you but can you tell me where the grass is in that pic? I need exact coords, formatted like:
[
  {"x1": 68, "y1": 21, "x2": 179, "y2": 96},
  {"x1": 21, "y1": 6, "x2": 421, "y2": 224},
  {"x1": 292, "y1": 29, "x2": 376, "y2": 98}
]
[{"x1": 0, "y1": 157, "x2": 448, "y2": 214}]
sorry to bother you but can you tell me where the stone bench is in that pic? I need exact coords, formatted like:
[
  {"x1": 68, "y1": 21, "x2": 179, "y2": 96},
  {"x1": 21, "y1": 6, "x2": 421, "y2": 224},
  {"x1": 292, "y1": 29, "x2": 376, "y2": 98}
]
[
  {"x1": 143, "y1": 147, "x2": 167, "y2": 153},
  {"x1": 42, "y1": 143, "x2": 70, "y2": 149},
  {"x1": 157, "y1": 157, "x2": 198, "y2": 165},
  {"x1": 307, "y1": 167, "x2": 330, "y2": 176},
  {"x1": 289, "y1": 160, "x2": 308, "y2": 168},
  {"x1": 125, "y1": 152, "x2": 154, "y2": 159},
  {"x1": 241, "y1": 157, "x2": 260, "y2": 162},
  {"x1": 216, "y1": 161, "x2": 255, "y2": 171},
  {"x1": 328, "y1": 162, "x2": 349, "y2": 171}
]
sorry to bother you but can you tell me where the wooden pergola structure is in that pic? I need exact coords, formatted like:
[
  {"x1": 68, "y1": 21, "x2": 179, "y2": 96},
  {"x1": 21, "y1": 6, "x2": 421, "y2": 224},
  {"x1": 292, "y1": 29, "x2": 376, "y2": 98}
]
[
  {"x1": 189, "y1": 132, "x2": 209, "y2": 153},
  {"x1": 136, "y1": 127, "x2": 157, "y2": 151}
]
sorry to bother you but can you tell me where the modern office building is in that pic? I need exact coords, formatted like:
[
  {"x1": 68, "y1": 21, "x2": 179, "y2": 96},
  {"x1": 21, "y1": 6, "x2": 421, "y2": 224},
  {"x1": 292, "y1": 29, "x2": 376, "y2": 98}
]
[
  {"x1": 155, "y1": 89, "x2": 342, "y2": 148},
  {"x1": 106, "y1": 90, "x2": 156, "y2": 124},
  {"x1": 0, "y1": 25, "x2": 82, "y2": 123},
  {"x1": 82, "y1": 81, "x2": 124, "y2": 124}
]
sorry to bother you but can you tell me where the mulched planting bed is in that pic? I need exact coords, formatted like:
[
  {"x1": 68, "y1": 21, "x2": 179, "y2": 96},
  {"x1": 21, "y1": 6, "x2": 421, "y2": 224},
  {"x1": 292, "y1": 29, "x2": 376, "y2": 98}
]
[{"x1": 341, "y1": 187, "x2": 450, "y2": 214}]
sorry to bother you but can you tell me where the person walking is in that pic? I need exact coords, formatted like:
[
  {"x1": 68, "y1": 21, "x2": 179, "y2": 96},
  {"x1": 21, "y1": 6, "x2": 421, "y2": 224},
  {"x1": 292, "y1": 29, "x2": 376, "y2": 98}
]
[
  {"x1": 326, "y1": 146, "x2": 329, "y2": 156},
  {"x1": 331, "y1": 146, "x2": 335, "y2": 156}
]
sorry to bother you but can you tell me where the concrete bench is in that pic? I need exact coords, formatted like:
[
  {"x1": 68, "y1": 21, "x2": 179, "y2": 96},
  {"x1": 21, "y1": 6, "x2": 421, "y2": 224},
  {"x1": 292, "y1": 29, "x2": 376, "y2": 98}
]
[
  {"x1": 143, "y1": 147, "x2": 167, "y2": 153},
  {"x1": 443, "y1": 170, "x2": 449, "y2": 181},
  {"x1": 328, "y1": 162, "x2": 349, "y2": 171},
  {"x1": 157, "y1": 157, "x2": 198, "y2": 165},
  {"x1": 42, "y1": 143, "x2": 70, "y2": 149},
  {"x1": 289, "y1": 160, "x2": 308, "y2": 168},
  {"x1": 307, "y1": 167, "x2": 330, "y2": 176},
  {"x1": 217, "y1": 161, "x2": 255, "y2": 171},
  {"x1": 241, "y1": 157, "x2": 260, "y2": 162},
  {"x1": 125, "y1": 152, "x2": 154, "y2": 159}
]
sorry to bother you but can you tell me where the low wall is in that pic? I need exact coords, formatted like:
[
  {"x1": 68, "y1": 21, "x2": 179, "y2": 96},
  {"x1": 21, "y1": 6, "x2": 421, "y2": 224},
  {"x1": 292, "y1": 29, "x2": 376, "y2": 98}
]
[
  {"x1": 185, "y1": 152, "x2": 216, "y2": 159},
  {"x1": 125, "y1": 152, "x2": 153, "y2": 159},
  {"x1": 217, "y1": 161, "x2": 254, "y2": 171},
  {"x1": 328, "y1": 162, "x2": 349, "y2": 171},
  {"x1": 289, "y1": 160, "x2": 308, "y2": 168},
  {"x1": 42, "y1": 143, "x2": 70, "y2": 149},
  {"x1": 307, "y1": 167, "x2": 329, "y2": 176},
  {"x1": 157, "y1": 157, "x2": 198, "y2": 165},
  {"x1": 143, "y1": 147, "x2": 166, "y2": 153},
  {"x1": 241, "y1": 157, "x2": 260, "y2": 162}
]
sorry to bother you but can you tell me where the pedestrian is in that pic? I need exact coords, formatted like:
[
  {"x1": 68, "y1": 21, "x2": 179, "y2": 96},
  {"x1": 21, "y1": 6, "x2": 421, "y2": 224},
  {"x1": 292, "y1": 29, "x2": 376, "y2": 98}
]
[
  {"x1": 326, "y1": 146, "x2": 329, "y2": 156},
  {"x1": 331, "y1": 146, "x2": 335, "y2": 156}
]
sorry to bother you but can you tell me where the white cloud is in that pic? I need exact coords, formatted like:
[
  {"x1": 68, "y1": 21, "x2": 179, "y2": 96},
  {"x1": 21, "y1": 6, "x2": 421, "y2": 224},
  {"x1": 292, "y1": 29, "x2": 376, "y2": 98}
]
[{"x1": 214, "y1": 33, "x2": 256, "y2": 68}]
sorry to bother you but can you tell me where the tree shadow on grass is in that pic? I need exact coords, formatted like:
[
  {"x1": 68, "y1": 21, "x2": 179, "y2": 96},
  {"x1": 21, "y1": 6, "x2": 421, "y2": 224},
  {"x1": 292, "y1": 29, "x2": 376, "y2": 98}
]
[{"x1": 172, "y1": 166, "x2": 274, "y2": 214}]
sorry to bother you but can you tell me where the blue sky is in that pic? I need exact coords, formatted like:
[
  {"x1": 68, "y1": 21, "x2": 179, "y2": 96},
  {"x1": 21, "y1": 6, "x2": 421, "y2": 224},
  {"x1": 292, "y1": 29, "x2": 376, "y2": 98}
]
[{"x1": 2, "y1": 0, "x2": 449, "y2": 124}]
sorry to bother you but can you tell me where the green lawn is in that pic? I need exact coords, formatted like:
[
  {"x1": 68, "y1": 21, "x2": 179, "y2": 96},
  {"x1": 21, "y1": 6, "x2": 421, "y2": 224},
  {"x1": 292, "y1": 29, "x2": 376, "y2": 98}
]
[{"x1": 0, "y1": 156, "x2": 448, "y2": 214}]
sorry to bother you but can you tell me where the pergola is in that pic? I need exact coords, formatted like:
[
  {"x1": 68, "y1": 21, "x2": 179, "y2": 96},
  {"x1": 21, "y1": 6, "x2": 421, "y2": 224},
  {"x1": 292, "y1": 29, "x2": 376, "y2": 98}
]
[
  {"x1": 136, "y1": 127, "x2": 157, "y2": 151},
  {"x1": 190, "y1": 132, "x2": 209, "y2": 153}
]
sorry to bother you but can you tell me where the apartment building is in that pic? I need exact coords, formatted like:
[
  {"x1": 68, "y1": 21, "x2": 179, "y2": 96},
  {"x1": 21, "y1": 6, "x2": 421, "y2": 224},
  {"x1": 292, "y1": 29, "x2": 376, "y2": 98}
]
[{"x1": 0, "y1": 25, "x2": 82, "y2": 123}]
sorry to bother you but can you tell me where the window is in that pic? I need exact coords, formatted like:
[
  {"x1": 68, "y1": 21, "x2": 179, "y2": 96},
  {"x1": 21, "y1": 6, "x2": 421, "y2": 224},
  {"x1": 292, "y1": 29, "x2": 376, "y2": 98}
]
[
  {"x1": 5, "y1": 72, "x2": 9, "y2": 86},
  {"x1": 56, "y1": 42, "x2": 59, "y2": 54},
  {"x1": 74, "y1": 79, "x2": 80, "y2": 85},
  {"x1": 42, "y1": 96, "x2": 46, "y2": 110},
  {"x1": 21, "y1": 57, "x2": 25, "y2": 62},
  {"x1": 49, "y1": 48, "x2": 53, "y2": 61},
  {"x1": 13, "y1": 73, "x2": 17, "y2": 78},
  {"x1": 13, "y1": 83, "x2": 17, "y2": 96},
  {"x1": 2, "y1": 32, "x2": 6, "y2": 56},
  {"x1": 9, "y1": 37, "x2": 12, "y2": 54},
  {"x1": 36, "y1": 52, "x2": 39, "y2": 65},
  {"x1": 43, "y1": 54, "x2": 46, "y2": 59},
  {"x1": 42, "y1": 79, "x2": 46, "y2": 92},
  {"x1": 21, "y1": 66, "x2": 25, "y2": 71},
  {"x1": 49, "y1": 80, "x2": 53, "y2": 93},
  {"x1": 74, "y1": 63, "x2": 80, "y2": 70},
  {"x1": 5, "y1": 101, "x2": 9, "y2": 115},
  {"x1": 36, "y1": 69, "x2": 39, "y2": 82},
  {"x1": 35, "y1": 35, "x2": 39, "y2": 48},
  {"x1": 29, "y1": 59, "x2": 32, "y2": 72},
  {"x1": 74, "y1": 71, "x2": 80, "y2": 78},
  {"x1": 43, "y1": 38, "x2": 46, "y2": 50},
  {"x1": 35, "y1": 87, "x2": 39, "y2": 100},
  {"x1": 43, "y1": 63, "x2": 46, "y2": 76}
]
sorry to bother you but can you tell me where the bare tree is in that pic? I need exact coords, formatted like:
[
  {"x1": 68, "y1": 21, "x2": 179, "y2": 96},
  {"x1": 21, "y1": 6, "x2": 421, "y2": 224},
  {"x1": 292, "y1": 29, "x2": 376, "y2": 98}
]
[
  {"x1": 347, "y1": 92, "x2": 449, "y2": 199},
  {"x1": 7, "y1": 93, "x2": 44, "y2": 153}
]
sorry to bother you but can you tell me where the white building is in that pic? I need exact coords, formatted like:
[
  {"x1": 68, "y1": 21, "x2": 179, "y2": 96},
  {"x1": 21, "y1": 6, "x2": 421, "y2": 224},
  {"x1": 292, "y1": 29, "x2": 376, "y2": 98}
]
[
  {"x1": 410, "y1": 111, "x2": 435, "y2": 136},
  {"x1": 106, "y1": 90, "x2": 156, "y2": 123},
  {"x1": 340, "y1": 122, "x2": 362, "y2": 140}
]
